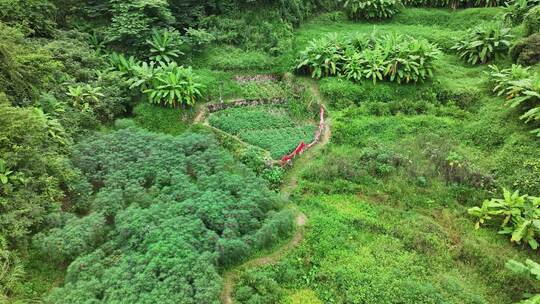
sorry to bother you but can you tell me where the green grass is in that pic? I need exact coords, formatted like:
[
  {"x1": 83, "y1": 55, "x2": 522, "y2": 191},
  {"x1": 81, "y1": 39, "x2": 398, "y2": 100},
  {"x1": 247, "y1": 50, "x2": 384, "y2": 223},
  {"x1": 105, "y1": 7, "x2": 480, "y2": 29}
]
[
  {"x1": 233, "y1": 7, "x2": 540, "y2": 304},
  {"x1": 235, "y1": 193, "x2": 539, "y2": 303},
  {"x1": 132, "y1": 103, "x2": 192, "y2": 136}
]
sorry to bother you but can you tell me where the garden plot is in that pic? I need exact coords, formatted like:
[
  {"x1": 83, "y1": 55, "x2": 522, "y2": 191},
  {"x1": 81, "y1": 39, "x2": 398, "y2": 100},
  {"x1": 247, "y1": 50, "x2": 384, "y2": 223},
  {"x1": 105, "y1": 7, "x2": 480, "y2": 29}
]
[{"x1": 209, "y1": 105, "x2": 317, "y2": 159}]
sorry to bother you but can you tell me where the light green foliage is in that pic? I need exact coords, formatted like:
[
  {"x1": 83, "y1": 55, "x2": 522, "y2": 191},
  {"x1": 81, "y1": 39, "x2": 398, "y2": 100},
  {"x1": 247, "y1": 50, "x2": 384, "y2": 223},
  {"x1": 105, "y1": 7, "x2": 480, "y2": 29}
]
[
  {"x1": 468, "y1": 189, "x2": 540, "y2": 249},
  {"x1": 488, "y1": 65, "x2": 540, "y2": 136},
  {"x1": 0, "y1": 235, "x2": 24, "y2": 299},
  {"x1": 199, "y1": 14, "x2": 294, "y2": 55},
  {"x1": 524, "y1": 5, "x2": 540, "y2": 35},
  {"x1": 0, "y1": 101, "x2": 87, "y2": 298},
  {"x1": 452, "y1": 23, "x2": 513, "y2": 64},
  {"x1": 235, "y1": 195, "x2": 532, "y2": 304},
  {"x1": 296, "y1": 32, "x2": 439, "y2": 83},
  {"x1": 144, "y1": 63, "x2": 205, "y2": 108},
  {"x1": 146, "y1": 29, "x2": 184, "y2": 63},
  {"x1": 503, "y1": 0, "x2": 540, "y2": 25},
  {"x1": 107, "y1": 53, "x2": 205, "y2": 110},
  {"x1": 44, "y1": 128, "x2": 293, "y2": 303},
  {"x1": 342, "y1": 0, "x2": 403, "y2": 20},
  {"x1": 132, "y1": 103, "x2": 191, "y2": 135},
  {"x1": 198, "y1": 46, "x2": 274, "y2": 71},
  {"x1": 209, "y1": 105, "x2": 316, "y2": 158}
]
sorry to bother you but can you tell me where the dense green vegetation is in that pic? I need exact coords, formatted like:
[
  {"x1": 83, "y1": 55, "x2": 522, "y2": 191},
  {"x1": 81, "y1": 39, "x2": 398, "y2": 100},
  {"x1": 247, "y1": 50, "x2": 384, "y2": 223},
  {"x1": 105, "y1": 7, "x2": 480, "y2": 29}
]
[
  {"x1": 209, "y1": 106, "x2": 317, "y2": 158},
  {"x1": 1, "y1": 0, "x2": 540, "y2": 303}
]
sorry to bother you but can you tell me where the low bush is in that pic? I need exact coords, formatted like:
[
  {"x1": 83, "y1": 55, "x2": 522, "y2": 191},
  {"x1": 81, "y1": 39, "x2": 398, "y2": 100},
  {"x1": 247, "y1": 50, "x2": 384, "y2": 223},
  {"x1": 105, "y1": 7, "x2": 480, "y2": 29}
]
[
  {"x1": 296, "y1": 33, "x2": 440, "y2": 84},
  {"x1": 524, "y1": 5, "x2": 540, "y2": 35},
  {"x1": 506, "y1": 259, "x2": 540, "y2": 303},
  {"x1": 488, "y1": 65, "x2": 540, "y2": 136},
  {"x1": 452, "y1": 23, "x2": 513, "y2": 65},
  {"x1": 341, "y1": 0, "x2": 403, "y2": 20},
  {"x1": 510, "y1": 33, "x2": 540, "y2": 66},
  {"x1": 503, "y1": 0, "x2": 540, "y2": 25},
  {"x1": 468, "y1": 189, "x2": 540, "y2": 249}
]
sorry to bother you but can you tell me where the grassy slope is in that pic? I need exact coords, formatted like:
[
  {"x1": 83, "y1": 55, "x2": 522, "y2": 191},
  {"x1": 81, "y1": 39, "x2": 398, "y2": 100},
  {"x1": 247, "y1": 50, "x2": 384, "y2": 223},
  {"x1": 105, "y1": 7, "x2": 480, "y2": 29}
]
[{"x1": 233, "y1": 7, "x2": 540, "y2": 304}]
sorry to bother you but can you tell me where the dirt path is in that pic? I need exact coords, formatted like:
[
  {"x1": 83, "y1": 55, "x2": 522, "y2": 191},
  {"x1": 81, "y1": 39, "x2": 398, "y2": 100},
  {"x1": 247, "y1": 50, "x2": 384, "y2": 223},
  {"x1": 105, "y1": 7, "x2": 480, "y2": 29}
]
[{"x1": 220, "y1": 78, "x2": 331, "y2": 304}]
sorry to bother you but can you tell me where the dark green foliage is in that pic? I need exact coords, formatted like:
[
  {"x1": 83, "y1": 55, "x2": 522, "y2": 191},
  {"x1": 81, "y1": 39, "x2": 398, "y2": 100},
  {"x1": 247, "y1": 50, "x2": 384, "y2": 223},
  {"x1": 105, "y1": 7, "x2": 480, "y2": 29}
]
[
  {"x1": 0, "y1": 102, "x2": 77, "y2": 245},
  {"x1": 106, "y1": 0, "x2": 175, "y2": 51},
  {"x1": 44, "y1": 128, "x2": 293, "y2": 303},
  {"x1": 342, "y1": 0, "x2": 403, "y2": 20},
  {"x1": 510, "y1": 33, "x2": 540, "y2": 66},
  {"x1": 0, "y1": 0, "x2": 58, "y2": 37},
  {"x1": 0, "y1": 23, "x2": 59, "y2": 104},
  {"x1": 33, "y1": 213, "x2": 106, "y2": 261},
  {"x1": 452, "y1": 23, "x2": 513, "y2": 65},
  {"x1": 524, "y1": 5, "x2": 540, "y2": 35}
]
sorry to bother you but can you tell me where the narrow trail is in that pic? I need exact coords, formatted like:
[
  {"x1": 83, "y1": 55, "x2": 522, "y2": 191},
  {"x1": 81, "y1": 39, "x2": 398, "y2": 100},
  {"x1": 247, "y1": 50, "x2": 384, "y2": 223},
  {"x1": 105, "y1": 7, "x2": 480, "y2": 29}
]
[{"x1": 220, "y1": 79, "x2": 331, "y2": 304}]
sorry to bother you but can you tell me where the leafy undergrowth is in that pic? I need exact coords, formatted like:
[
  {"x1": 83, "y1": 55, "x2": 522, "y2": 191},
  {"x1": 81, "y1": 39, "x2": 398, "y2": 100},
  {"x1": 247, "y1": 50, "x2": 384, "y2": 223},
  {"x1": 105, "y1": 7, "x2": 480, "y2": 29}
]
[
  {"x1": 233, "y1": 7, "x2": 540, "y2": 300},
  {"x1": 234, "y1": 194, "x2": 536, "y2": 304},
  {"x1": 38, "y1": 128, "x2": 295, "y2": 303},
  {"x1": 209, "y1": 105, "x2": 316, "y2": 159}
]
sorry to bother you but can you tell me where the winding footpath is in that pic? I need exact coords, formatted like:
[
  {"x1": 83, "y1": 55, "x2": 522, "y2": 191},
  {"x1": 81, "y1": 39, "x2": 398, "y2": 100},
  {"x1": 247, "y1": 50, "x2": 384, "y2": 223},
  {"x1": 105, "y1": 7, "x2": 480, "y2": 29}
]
[{"x1": 219, "y1": 81, "x2": 331, "y2": 304}]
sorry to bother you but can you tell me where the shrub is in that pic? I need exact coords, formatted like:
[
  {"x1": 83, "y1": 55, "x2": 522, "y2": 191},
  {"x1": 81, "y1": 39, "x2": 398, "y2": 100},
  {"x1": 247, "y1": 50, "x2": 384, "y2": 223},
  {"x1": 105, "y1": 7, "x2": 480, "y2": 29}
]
[
  {"x1": 503, "y1": 0, "x2": 540, "y2": 25},
  {"x1": 524, "y1": 5, "x2": 540, "y2": 35},
  {"x1": 452, "y1": 23, "x2": 513, "y2": 65},
  {"x1": 488, "y1": 65, "x2": 540, "y2": 136},
  {"x1": 468, "y1": 189, "x2": 540, "y2": 249},
  {"x1": 145, "y1": 28, "x2": 183, "y2": 63},
  {"x1": 33, "y1": 213, "x2": 106, "y2": 262},
  {"x1": 144, "y1": 63, "x2": 205, "y2": 109},
  {"x1": 296, "y1": 33, "x2": 440, "y2": 84},
  {"x1": 0, "y1": 0, "x2": 57, "y2": 37},
  {"x1": 295, "y1": 34, "x2": 347, "y2": 79},
  {"x1": 341, "y1": 0, "x2": 403, "y2": 20}
]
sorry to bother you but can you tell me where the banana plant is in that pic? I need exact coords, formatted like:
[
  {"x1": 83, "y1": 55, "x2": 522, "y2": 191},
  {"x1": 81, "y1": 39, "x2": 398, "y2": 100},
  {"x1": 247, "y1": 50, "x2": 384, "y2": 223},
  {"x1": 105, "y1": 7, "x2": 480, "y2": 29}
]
[
  {"x1": 452, "y1": 22, "x2": 513, "y2": 65},
  {"x1": 128, "y1": 61, "x2": 156, "y2": 92},
  {"x1": 468, "y1": 188, "x2": 540, "y2": 249},
  {"x1": 362, "y1": 48, "x2": 387, "y2": 84},
  {"x1": 146, "y1": 29, "x2": 184, "y2": 63},
  {"x1": 144, "y1": 64, "x2": 204, "y2": 109},
  {"x1": 66, "y1": 84, "x2": 104, "y2": 112},
  {"x1": 107, "y1": 52, "x2": 139, "y2": 77},
  {"x1": 342, "y1": 48, "x2": 364, "y2": 81}
]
